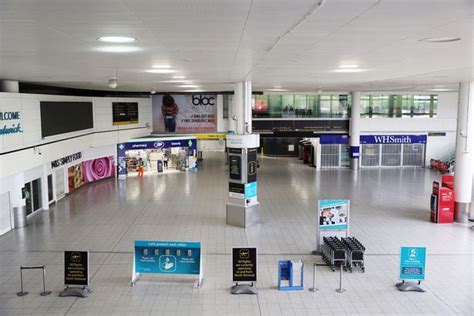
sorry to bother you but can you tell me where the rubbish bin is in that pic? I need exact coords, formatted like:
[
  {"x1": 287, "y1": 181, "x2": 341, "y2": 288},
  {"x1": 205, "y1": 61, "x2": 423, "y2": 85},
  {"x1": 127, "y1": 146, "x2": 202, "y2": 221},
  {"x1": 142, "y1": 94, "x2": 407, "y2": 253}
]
[{"x1": 13, "y1": 206, "x2": 27, "y2": 228}]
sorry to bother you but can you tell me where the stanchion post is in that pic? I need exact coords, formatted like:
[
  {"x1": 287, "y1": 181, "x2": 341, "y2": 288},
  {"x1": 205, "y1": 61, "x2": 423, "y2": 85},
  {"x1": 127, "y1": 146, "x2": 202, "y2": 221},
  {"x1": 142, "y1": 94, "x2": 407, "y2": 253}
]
[
  {"x1": 309, "y1": 263, "x2": 319, "y2": 292},
  {"x1": 335, "y1": 262, "x2": 346, "y2": 293},
  {"x1": 39, "y1": 266, "x2": 51, "y2": 296},
  {"x1": 16, "y1": 267, "x2": 28, "y2": 296}
]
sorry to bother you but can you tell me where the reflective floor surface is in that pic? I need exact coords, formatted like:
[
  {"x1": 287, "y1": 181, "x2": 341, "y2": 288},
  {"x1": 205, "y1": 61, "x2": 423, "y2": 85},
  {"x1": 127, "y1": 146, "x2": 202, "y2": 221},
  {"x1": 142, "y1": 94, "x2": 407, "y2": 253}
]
[{"x1": 0, "y1": 152, "x2": 472, "y2": 315}]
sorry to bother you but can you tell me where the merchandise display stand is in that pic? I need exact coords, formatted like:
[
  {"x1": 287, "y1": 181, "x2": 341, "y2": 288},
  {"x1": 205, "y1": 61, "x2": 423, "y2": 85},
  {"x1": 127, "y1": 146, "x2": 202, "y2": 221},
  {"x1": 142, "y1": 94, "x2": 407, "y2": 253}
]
[{"x1": 278, "y1": 260, "x2": 304, "y2": 291}]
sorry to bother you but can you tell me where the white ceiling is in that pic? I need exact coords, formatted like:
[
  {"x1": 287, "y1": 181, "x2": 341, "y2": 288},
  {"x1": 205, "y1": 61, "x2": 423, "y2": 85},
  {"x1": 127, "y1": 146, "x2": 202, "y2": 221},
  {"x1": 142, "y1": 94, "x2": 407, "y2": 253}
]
[{"x1": 0, "y1": 0, "x2": 472, "y2": 92}]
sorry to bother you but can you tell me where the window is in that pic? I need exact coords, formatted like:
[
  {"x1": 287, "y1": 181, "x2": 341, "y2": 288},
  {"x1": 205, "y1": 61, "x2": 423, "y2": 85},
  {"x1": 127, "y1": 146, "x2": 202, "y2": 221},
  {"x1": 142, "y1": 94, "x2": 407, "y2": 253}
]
[{"x1": 361, "y1": 94, "x2": 437, "y2": 119}]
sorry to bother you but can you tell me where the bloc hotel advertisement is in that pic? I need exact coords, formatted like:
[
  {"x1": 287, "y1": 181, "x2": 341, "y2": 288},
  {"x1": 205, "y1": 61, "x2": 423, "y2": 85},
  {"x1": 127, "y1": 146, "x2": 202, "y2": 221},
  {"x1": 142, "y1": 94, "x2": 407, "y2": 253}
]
[{"x1": 152, "y1": 94, "x2": 217, "y2": 133}]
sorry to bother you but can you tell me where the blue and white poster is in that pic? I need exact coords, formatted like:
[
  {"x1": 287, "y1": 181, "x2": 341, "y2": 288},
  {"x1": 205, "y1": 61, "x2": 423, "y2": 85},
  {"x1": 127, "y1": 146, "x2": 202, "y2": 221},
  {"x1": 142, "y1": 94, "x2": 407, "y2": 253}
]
[
  {"x1": 319, "y1": 200, "x2": 349, "y2": 230},
  {"x1": 134, "y1": 240, "x2": 200, "y2": 275},
  {"x1": 399, "y1": 246, "x2": 426, "y2": 281}
]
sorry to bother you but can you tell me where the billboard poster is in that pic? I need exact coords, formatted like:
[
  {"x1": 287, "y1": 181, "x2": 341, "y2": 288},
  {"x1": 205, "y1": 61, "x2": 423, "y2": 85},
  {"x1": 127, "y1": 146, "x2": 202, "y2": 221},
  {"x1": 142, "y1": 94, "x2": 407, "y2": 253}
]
[
  {"x1": 68, "y1": 156, "x2": 115, "y2": 192},
  {"x1": 399, "y1": 247, "x2": 426, "y2": 281},
  {"x1": 319, "y1": 200, "x2": 349, "y2": 230},
  {"x1": 152, "y1": 94, "x2": 217, "y2": 133}
]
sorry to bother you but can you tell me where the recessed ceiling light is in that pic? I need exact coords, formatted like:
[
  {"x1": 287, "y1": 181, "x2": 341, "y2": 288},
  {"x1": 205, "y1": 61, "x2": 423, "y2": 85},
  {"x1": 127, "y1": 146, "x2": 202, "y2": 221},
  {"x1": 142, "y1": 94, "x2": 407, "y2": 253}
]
[
  {"x1": 146, "y1": 69, "x2": 176, "y2": 74},
  {"x1": 96, "y1": 46, "x2": 142, "y2": 53},
  {"x1": 332, "y1": 68, "x2": 366, "y2": 73},
  {"x1": 97, "y1": 36, "x2": 137, "y2": 43},
  {"x1": 179, "y1": 84, "x2": 199, "y2": 88},
  {"x1": 429, "y1": 88, "x2": 455, "y2": 92},
  {"x1": 420, "y1": 36, "x2": 461, "y2": 43},
  {"x1": 266, "y1": 88, "x2": 289, "y2": 92},
  {"x1": 274, "y1": 85, "x2": 282, "y2": 89},
  {"x1": 173, "y1": 75, "x2": 186, "y2": 79},
  {"x1": 160, "y1": 80, "x2": 192, "y2": 83},
  {"x1": 152, "y1": 64, "x2": 172, "y2": 69},
  {"x1": 339, "y1": 64, "x2": 359, "y2": 69}
]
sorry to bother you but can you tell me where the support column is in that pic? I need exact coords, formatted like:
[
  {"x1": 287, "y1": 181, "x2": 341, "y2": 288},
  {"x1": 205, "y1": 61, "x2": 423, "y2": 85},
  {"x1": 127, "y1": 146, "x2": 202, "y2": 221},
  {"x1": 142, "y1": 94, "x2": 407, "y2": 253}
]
[
  {"x1": 349, "y1": 92, "x2": 361, "y2": 169},
  {"x1": 454, "y1": 81, "x2": 474, "y2": 223},
  {"x1": 232, "y1": 81, "x2": 252, "y2": 134},
  {"x1": 0, "y1": 80, "x2": 19, "y2": 93},
  {"x1": 41, "y1": 165, "x2": 49, "y2": 211},
  {"x1": 226, "y1": 81, "x2": 260, "y2": 228}
]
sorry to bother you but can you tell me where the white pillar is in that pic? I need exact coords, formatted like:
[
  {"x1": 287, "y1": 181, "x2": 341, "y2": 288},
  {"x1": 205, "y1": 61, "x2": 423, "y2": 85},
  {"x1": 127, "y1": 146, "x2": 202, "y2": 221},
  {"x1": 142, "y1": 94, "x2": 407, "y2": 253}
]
[
  {"x1": 454, "y1": 81, "x2": 474, "y2": 222},
  {"x1": 349, "y1": 92, "x2": 361, "y2": 169},
  {"x1": 232, "y1": 81, "x2": 252, "y2": 135},
  {"x1": 0, "y1": 80, "x2": 19, "y2": 93},
  {"x1": 41, "y1": 165, "x2": 49, "y2": 211}
]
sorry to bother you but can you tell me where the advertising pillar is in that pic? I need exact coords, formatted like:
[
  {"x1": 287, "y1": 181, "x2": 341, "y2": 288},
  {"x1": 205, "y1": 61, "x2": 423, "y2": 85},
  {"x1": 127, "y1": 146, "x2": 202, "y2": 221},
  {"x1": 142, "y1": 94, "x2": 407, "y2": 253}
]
[
  {"x1": 226, "y1": 135, "x2": 260, "y2": 228},
  {"x1": 454, "y1": 81, "x2": 474, "y2": 222},
  {"x1": 349, "y1": 92, "x2": 361, "y2": 170}
]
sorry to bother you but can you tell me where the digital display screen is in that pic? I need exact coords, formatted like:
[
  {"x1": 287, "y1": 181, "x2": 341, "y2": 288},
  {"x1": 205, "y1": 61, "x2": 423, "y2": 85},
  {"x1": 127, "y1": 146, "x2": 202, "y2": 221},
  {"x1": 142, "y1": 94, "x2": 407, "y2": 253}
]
[{"x1": 40, "y1": 101, "x2": 93, "y2": 137}]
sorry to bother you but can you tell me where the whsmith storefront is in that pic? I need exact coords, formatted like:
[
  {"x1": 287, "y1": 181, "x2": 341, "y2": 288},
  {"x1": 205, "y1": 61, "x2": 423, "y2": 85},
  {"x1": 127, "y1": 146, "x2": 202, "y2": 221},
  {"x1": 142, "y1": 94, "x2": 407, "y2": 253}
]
[{"x1": 319, "y1": 134, "x2": 427, "y2": 168}]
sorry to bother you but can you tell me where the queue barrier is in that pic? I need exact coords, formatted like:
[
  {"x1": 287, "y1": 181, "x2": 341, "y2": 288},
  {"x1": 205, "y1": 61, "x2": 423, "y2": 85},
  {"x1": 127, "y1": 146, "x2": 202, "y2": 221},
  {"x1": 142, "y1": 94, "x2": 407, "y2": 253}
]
[{"x1": 17, "y1": 265, "x2": 51, "y2": 297}]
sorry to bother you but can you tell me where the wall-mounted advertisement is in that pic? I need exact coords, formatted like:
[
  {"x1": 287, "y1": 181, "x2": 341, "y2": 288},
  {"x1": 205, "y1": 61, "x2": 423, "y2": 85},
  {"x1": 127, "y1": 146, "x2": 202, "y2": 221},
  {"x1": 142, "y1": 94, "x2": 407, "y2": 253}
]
[
  {"x1": 152, "y1": 94, "x2": 217, "y2": 133},
  {"x1": 68, "y1": 156, "x2": 115, "y2": 192},
  {"x1": 113, "y1": 102, "x2": 139, "y2": 125},
  {"x1": 0, "y1": 111, "x2": 23, "y2": 136}
]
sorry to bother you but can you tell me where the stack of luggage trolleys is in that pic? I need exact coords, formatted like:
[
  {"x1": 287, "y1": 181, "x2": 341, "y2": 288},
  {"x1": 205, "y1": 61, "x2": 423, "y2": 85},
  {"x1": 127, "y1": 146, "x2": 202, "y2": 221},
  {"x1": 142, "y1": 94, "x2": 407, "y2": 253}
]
[
  {"x1": 321, "y1": 236, "x2": 366, "y2": 272},
  {"x1": 321, "y1": 237, "x2": 346, "y2": 271},
  {"x1": 342, "y1": 237, "x2": 365, "y2": 272}
]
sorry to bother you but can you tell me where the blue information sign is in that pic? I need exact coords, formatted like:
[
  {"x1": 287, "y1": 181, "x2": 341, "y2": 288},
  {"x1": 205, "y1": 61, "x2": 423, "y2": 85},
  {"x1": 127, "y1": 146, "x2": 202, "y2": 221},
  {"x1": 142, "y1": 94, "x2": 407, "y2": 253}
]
[
  {"x1": 399, "y1": 246, "x2": 426, "y2": 281},
  {"x1": 132, "y1": 240, "x2": 203, "y2": 286},
  {"x1": 245, "y1": 182, "x2": 257, "y2": 199}
]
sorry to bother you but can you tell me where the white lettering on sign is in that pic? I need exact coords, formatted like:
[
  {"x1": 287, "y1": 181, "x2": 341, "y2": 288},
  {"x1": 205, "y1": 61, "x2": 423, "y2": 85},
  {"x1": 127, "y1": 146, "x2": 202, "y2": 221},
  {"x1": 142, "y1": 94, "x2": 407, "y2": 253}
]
[{"x1": 373, "y1": 135, "x2": 412, "y2": 144}]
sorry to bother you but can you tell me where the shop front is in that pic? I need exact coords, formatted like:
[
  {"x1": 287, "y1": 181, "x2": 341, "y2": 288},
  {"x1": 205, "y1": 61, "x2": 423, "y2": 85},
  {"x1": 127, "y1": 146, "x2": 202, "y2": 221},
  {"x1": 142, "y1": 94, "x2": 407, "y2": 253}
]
[{"x1": 117, "y1": 136, "x2": 197, "y2": 177}]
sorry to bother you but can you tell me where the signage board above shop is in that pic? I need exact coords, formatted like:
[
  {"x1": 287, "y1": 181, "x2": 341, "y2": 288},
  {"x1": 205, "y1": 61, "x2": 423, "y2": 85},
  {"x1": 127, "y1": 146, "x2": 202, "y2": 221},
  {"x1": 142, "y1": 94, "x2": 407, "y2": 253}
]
[
  {"x1": 51, "y1": 152, "x2": 82, "y2": 169},
  {"x1": 360, "y1": 135, "x2": 427, "y2": 144}
]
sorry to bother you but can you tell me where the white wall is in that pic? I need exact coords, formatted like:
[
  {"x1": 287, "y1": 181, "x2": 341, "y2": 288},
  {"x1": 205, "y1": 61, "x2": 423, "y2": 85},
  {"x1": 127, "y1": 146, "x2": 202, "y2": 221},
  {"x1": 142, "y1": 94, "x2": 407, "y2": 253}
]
[
  {"x1": 0, "y1": 92, "x2": 152, "y2": 236},
  {"x1": 359, "y1": 91, "x2": 458, "y2": 165}
]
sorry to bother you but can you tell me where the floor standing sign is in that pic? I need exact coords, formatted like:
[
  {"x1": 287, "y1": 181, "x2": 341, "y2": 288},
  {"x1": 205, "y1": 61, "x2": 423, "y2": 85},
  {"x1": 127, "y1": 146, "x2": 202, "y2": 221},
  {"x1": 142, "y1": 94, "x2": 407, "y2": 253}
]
[
  {"x1": 396, "y1": 246, "x2": 426, "y2": 292},
  {"x1": 131, "y1": 240, "x2": 203, "y2": 288},
  {"x1": 59, "y1": 251, "x2": 91, "y2": 297},
  {"x1": 231, "y1": 247, "x2": 258, "y2": 294},
  {"x1": 316, "y1": 200, "x2": 350, "y2": 253}
]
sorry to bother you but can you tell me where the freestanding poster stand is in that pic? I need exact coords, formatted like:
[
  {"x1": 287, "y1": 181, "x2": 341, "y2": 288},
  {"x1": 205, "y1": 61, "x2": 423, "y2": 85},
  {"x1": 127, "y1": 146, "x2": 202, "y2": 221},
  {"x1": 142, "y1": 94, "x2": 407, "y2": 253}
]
[
  {"x1": 131, "y1": 241, "x2": 203, "y2": 288},
  {"x1": 315, "y1": 200, "x2": 350, "y2": 253},
  {"x1": 59, "y1": 251, "x2": 92, "y2": 298},
  {"x1": 396, "y1": 246, "x2": 426, "y2": 292},
  {"x1": 231, "y1": 247, "x2": 258, "y2": 295}
]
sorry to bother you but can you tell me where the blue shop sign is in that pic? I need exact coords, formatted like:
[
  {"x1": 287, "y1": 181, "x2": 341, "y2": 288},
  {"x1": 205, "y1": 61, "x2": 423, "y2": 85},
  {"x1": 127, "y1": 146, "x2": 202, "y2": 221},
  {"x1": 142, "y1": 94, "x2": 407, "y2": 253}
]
[
  {"x1": 360, "y1": 135, "x2": 427, "y2": 144},
  {"x1": 320, "y1": 135, "x2": 349, "y2": 144},
  {"x1": 399, "y1": 246, "x2": 426, "y2": 281}
]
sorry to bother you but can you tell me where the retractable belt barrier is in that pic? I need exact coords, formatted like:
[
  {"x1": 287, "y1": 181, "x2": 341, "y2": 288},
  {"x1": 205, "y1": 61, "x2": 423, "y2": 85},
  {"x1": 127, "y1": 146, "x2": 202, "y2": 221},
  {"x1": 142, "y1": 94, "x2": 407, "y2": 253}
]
[{"x1": 17, "y1": 265, "x2": 52, "y2": 297}]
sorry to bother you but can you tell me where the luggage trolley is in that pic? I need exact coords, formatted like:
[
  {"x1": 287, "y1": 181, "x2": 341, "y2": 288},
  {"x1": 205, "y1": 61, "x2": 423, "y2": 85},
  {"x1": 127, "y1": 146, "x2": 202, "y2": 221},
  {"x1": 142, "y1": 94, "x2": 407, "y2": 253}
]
[
  {"x1": 342, "y1": 237, "x2": 365, "y2": 272},
  {"x1": 321, "y1": 237, "x2": 346, "y2": 271}
]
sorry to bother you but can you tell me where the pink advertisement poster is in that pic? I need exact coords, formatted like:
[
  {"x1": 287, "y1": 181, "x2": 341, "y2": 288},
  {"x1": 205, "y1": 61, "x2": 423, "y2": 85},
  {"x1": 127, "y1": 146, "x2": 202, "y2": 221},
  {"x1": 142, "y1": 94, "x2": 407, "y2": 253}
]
[{"x1": 83, "y1": 156, "x2": 115, "y2": 183}]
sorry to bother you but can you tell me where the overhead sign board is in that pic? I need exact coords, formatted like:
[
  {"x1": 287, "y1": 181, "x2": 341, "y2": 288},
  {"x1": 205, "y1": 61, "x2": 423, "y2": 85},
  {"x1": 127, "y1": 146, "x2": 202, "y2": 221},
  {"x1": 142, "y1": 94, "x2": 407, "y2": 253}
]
[{"x1": 360, "y1": 135, "x2": 427, "y2": 144}]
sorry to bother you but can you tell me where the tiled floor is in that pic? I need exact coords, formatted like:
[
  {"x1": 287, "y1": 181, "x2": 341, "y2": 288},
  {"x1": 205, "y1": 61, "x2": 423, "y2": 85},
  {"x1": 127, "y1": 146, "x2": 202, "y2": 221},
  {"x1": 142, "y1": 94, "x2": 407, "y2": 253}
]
[{"x1": 0, "y1": 152, "x2": 472, "y2": 315}]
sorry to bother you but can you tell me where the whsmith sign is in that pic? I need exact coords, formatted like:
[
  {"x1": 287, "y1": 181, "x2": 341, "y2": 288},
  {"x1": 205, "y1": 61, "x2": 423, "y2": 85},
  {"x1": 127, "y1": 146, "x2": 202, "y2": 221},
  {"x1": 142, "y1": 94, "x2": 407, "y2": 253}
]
[
  {"x1": 0, "y1": 111, "x2": 23, "y2": 135},
  {"x1": 360, "y1": 135, "x2": 427, "y2": 144}
]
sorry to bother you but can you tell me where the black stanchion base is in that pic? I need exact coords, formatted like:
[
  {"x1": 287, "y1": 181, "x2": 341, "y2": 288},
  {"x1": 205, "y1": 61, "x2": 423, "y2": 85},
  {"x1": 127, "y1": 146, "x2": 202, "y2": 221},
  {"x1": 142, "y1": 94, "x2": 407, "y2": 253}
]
[
  {"x1": 16, "y1": 291, "x2": 28, "y2": 297},
  {"x1": 231, "y1": 284, "x2": 258, "y2": 295},
  {"x1": 396, "y1": 281, "x2": 425, "y2": 292},
  {"x1": 59, "y1": 287, "x2": 92, "y2": 298}
]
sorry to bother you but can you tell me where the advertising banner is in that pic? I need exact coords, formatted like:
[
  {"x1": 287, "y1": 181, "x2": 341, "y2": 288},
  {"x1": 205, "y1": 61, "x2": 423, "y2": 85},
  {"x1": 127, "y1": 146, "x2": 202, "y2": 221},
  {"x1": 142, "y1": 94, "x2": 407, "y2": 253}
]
[
  {"x1": 64, "y1": 251, "x2": 89, "y2": 286},
  {"x1": 152, "y1": 94, "x2": 217, "y2": 133},
  {"x1": 316, "y1": 200, "x2": 350, "y2": 252},
  {"x1": 319, "y1": 200, "x2": 349, "y2": 230},
  {"x1": 68, "y1": 156, "x2": 115, "y2": 192},
  {"x1": 399, "y1": 247, "x2": 426, "y2": 281},
  {"x1": 232, "y1": 248, "x2": 257, "y2": 282}
]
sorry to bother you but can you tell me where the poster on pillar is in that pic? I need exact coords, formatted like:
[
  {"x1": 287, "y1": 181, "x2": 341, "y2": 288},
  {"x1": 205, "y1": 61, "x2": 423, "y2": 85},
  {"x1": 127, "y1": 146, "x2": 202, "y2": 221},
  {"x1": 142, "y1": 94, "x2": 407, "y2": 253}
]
[{"x1": 152, "y1": 94, "x2": 217, "y2": 133}]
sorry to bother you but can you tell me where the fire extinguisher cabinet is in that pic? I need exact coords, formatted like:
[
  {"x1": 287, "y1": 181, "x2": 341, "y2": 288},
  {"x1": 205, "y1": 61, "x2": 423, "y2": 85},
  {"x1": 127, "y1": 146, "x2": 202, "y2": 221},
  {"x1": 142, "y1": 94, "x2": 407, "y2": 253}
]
[{"x1": 430, "y1": 178, "x2": 454, "y2": 224}]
